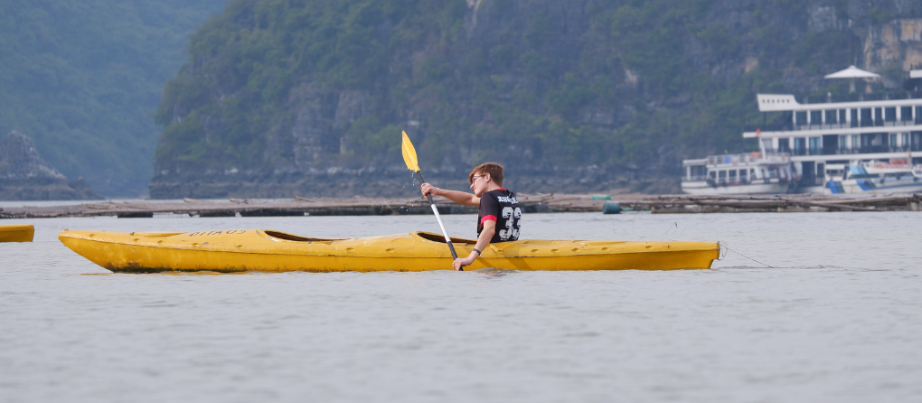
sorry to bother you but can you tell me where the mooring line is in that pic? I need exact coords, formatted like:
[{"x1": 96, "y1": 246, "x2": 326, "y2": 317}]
[{"x1": 719, "y1": 241, "x2": 773, "y2": 268}]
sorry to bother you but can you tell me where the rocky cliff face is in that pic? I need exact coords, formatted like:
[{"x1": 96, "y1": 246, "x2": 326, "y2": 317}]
[
  {"x1": 0, "y1": 131, "x2": 101, "y2": 200},
  {"x1": 150, "y1": 0, "x2": 922, "y2": 199}
]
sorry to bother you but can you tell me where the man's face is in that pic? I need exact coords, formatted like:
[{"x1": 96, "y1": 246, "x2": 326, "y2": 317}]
[{"x1": 469, "y1": 172, "x2": 490, "y2": 196}]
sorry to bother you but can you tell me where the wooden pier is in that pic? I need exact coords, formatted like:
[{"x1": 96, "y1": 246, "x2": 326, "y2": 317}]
[{"x1": 1, "y1": 193, "x2": 920, "y2": 219}]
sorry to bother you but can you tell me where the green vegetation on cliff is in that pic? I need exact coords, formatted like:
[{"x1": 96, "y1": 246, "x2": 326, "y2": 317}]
[
  {"x1": 153, "y1": 0, "x2": 917, "y2": 181},
  {"x1": 0, "y1": 0, "x2": 227, "y2": 196},
  {"x1": 155, "y1": 0, "x2": 468, "y2": 169}
]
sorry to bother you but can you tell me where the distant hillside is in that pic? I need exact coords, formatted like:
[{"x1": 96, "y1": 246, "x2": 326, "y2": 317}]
[
  {"x1": 151, "y1": 0, "x2": 922, "y2": 198},
  {"x1": 0, "y1": 0, "x2": 228, "y2": 196}
]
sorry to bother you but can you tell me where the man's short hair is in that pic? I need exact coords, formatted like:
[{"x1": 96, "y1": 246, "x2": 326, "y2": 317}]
[{"x1": 469, "y1": 162, "x2": 504, "y2": 186}]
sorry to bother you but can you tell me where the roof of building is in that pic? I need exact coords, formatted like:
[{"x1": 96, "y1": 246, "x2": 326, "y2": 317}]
[{"x1": 825, "y1": 66, "x2": 880, "y2": 79}]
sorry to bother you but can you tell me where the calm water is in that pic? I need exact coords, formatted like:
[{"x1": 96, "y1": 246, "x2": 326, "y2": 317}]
[{"x1": 1, "y1": 211, "x2": 921, "y2": 402}]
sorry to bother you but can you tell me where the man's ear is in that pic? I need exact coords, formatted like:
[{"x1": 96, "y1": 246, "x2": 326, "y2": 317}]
[{"x1": 484, "y1": 173, "x2": 491, "y2": 183}]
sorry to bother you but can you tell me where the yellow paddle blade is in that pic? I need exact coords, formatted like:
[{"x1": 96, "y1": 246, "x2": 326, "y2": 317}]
[{"x1": 401, "y1": 130, "x2": 420, "y2": 172}]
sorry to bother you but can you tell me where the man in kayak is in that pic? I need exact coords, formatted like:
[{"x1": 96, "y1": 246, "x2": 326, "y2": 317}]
[{"x1": 420, "y1": 162, "x2": 522, "y2": 270}]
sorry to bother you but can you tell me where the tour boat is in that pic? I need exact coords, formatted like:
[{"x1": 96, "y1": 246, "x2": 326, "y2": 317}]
[
  {"x1": 681, "y1": 152, "x2": 798, "y2": 194},
  {"x1": 683, "y1": 67, "x2": 922, "y2": 194}
]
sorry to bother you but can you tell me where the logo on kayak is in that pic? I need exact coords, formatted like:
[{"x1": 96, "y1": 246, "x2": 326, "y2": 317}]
[{"x1": 187, "y1": 230, "x2": 247, "y2": 237}]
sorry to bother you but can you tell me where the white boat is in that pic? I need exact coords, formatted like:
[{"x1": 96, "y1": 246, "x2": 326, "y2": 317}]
[
  {"x1": 682, "y1": 152, "x2": 798, "y2": 194},
  {"x1": 682, "y1": 67, "x2": 922, "y2": 194},
  {"x1": 742, "y1": 84, "x2": 922, "y2": 193},
  {"x1": 824, "y1": 160, "x2": 922, "y2": 194}
]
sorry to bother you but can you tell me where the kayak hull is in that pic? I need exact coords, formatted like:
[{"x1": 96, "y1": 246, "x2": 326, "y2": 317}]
[
  {"x1": 0, "y1": 225, "x2": 34, "y2": 243},
  {"x1": 58, "y1": 229, "x2": 720, "y2": 273}
]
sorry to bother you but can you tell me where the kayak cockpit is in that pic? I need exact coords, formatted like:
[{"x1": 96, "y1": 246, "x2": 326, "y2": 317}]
[
  {"x1": 263, "y1": 230, "x2": 342, "y2": 243},
  {"x1": 413, "y1": 231, "x2": 477, "y2": 244},
  {"x1": 128, "y1": 232, "x2": 184, "y2": 237}
]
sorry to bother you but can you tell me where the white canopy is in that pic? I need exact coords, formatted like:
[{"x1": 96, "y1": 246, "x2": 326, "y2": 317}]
[{"x1": 824, "y1": 65, "x2": 880, "y2": 79}]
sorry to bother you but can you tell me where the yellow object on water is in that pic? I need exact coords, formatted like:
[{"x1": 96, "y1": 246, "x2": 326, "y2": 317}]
[
  {"x1": 0, "y1": 224, "x2": 34, "y2": 242},
  {"x1": 58, "y1": 229, "x2": 720, "y2": 273}
]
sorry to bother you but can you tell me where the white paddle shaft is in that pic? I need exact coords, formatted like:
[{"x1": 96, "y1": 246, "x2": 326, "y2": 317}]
[{"x1": 430, "y1": 204, "x2": 453, "y2": 245}]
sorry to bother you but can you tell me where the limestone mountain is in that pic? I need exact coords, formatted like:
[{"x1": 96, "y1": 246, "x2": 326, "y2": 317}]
[
  {"x1": 0, "y1": 0, "x2": 228, "y2": 196},
  {"x1": 0, "y1": 131, "x2": 100, "y2": 200},
  {"x1": 151, "y1": 0, "x2": 922, "y2": 198}
]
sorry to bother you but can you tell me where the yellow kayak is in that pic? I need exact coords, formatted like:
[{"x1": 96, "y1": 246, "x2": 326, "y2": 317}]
[
  {"x1": 0, "y1": 224, "x2": 34, "y2": 242},
  {"x1": 58, "y1": 229, "x2": 720, "y2": 273}
]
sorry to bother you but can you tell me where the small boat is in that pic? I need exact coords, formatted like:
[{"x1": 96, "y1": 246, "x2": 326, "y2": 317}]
[
  {"x1": 682, "y1": 152, "x2": 798, "y2": 195},
  {"x1": 58, "y1": 229, "x2": 720, "y2": 273},
  {"x1": 825, "y1": 160, "x2": 922, "y2": 194},
  {"x1": 0, "y1": 224, "x2": 34, "y2": 242}
]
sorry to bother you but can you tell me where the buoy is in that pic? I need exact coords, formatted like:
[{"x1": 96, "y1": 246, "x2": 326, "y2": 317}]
[{"x1": 602, "y1": 203, "x2": 622, "y2": 214}]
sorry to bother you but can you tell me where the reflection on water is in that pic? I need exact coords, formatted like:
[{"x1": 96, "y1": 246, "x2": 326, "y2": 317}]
[
  {"x1": 473, "y1": 267, "x2": 518, "y2": 278},
  {"x1": 2, "y1": 211, "x2": 922, "y2": 402}
]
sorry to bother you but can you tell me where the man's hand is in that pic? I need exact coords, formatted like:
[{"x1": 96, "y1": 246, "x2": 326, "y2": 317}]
[
  {"x1": 421, "y1": 182, "x2": 440, "y2": 198},
  {"x1": 452, "y1": 256, "x2": 475, "y2": 271},
  {"x1": 454, "y1": 221, "x2": 493, "y2": 271}
]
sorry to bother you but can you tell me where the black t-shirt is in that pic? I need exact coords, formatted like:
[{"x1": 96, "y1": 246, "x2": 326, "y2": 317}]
[{"x1": 477, "y1": 188, "x2": 522, "y2": 243}]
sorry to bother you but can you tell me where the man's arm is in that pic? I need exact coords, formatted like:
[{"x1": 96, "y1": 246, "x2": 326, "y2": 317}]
[
  {"x1": 421, "y1": 183, "x2": 480, "y2": 206},
  {"x1": 452, "y1": 220, "x2": 494, "y2": 270}
]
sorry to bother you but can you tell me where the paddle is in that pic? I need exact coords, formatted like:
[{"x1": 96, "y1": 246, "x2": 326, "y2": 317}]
[{"x1": 401, "y1": 130, "x2": 461, "y2": 269}]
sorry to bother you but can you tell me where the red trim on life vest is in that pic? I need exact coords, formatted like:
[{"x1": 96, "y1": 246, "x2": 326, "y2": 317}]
[
  {"x1": 496, "y1": 188, "x2": 506, "y2": 191},
  {"x1": 481, "y1": 215, "x2": 497, "y2": 224}
]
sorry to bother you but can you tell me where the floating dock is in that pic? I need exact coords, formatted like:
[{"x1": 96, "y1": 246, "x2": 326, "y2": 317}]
[{"x1": 0, "y1": 193, "x2": 920, "y2": 219}]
